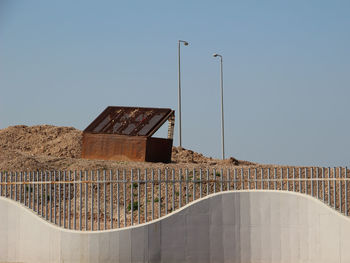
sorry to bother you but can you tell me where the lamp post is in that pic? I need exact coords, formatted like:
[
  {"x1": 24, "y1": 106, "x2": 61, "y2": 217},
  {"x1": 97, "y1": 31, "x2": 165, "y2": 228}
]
[
  {"x1": 178, "y1": 40, "x2": 189, "y2": 148},
  {"x1": 213, "y1": 53, "x2": 225, "y2": 159}
]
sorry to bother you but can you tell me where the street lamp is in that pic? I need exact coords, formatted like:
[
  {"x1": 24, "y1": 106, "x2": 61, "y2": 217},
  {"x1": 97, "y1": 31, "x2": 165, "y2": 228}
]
[
  {"x1": 213, "y1": 53, "x2": 225, "y2": 159},
  {"x1": 178, "y1": 40, "x2": 189, "y2": 148}
]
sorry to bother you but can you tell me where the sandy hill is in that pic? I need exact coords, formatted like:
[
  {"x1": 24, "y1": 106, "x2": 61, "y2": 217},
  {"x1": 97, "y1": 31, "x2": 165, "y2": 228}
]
[{"x1": 0, "y1": 125, "x2": 256, "y2": 172}]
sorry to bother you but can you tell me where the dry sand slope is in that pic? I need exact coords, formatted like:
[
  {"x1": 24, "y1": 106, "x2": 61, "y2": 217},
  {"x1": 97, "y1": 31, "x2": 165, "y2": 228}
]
[{"x1": 0, "y1": 125, "x2": 257, "y2": 172}]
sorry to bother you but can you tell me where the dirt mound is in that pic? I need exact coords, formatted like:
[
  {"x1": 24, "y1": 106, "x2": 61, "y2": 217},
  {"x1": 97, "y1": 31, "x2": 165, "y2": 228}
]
[
  {"x1": 0, "y1": 125, "x2": 82, "y2": 158},
  {"x1": 0, "y1": 125, "x2": 255, "y2": 171},
  {"x1": 171, "y1": 147, "x2": 254, "y2": 166}
]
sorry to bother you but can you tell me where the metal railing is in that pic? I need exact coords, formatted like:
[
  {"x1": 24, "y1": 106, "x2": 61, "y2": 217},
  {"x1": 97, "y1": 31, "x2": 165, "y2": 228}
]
[{"x1": 0, "y1": 167, "x2": 349, "y2": 231}]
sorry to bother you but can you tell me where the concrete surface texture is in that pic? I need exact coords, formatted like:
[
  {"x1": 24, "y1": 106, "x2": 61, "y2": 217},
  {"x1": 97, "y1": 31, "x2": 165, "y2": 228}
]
[{"x1": 1, "y1": 190, "x2": 350, "y2": 263}]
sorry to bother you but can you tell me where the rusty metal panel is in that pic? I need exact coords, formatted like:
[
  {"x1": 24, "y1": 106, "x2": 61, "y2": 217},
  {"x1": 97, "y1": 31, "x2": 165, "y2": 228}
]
[
  {"x1": 82, "y1": 133, "x2": 148, "y2": 162},
  {"x1": 84, "y1": 106, "x2": 174, "y2": 137},
  {"x1": 145, "y1": 137, "x2": 173, "y2": 163}
]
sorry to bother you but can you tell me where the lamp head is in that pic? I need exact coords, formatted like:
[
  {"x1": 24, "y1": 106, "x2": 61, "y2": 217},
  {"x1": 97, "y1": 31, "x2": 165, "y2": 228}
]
[
  {"x1": 179, "y1": 40, "x2": 189, "y2": 46},
  {"x1": 213, "y1": 53, "x2": 219, "y2": 57}
]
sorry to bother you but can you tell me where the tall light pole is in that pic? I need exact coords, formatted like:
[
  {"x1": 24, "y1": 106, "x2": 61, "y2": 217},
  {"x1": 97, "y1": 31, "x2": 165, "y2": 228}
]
[
  {"x1": 178, "y1": 40, "x2": 189, "y2": 148},
  {"x1": 213, "y1": 53, "x2": 225, "y2": 159}
]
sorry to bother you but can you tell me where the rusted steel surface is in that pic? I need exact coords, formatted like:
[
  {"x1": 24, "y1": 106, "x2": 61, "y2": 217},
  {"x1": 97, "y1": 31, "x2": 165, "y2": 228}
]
[
  {"x1": 146, "y1": 137, "x2": 173, "y2": 163},
  {"x1": 84, "y1": 106, "x2": 174, "y2": 137},
  {"x1": 82, "y1": 106, "x2": 174, "y2": 163},
  {"x1": 82, "y1": 133, "x2": 147, "y2": 162},
  {"x1": 82, "y1": 133, "x2": 173, "y2": 163}
]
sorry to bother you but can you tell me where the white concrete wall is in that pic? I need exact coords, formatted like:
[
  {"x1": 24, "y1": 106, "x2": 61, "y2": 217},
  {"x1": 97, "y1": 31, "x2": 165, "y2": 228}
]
[{"x1": 1, "y1": 190, "x2": 350, "y2": 263}]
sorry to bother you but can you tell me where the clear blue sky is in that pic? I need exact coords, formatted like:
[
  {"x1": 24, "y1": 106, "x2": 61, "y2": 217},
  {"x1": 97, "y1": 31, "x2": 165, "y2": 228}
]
[{"x1": 1, "y1": 1, "x2": 349, "y2": 166}]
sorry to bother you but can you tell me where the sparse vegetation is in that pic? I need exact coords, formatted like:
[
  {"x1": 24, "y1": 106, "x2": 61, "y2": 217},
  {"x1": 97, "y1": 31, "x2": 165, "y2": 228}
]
[{"x1": 127, "y1": 201, "x2": 138, "y2": 211}]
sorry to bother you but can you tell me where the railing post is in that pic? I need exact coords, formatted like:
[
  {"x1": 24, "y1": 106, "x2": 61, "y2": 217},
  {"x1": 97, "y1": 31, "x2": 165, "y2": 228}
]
[
  {"x1": 280, "y1": 168, "x2": 283, "y2": 190},
  {"x1": 20, "y1": 172, "x2": 23, "y2": 204},
  {"x1": 8, "y1": 172, "x2": 12, "y2": 200},
  {"x1": 97, "y1": 170, "x2": 101, "y2": 230},
  {"x1": 27, "y1": 171, "x2": 32, "y2": 208},
  {"x1": 274, "y1": 168, "x2": 277, "y2": 190},
  {"x1": 54, "y1": 171, "x2": 57, "y2": 224},
  {"x1": 220, "y1": 169, "x2": 223, "y2": 192},
  {"x1": 345, "y1": 167, "x2": 348, "y2": 216},
  {"x1": 85, "y1": 171, "x2": 88, "y2": 230},
  {"x1": 112, "y1": 170, "x2": 116, "y2": 229},
  {"x1": 192, "y1": 169, "x2": 196, "y2": 202},
  {"x1": 299, "y1": 168, "x2": 302, "y2": 193},
  {"x1": 104, "y1": 170, "x2": 107, "y2": 230},
  {"x1": 317, "y1": 168, "x2": 319, "y2": 199},
  {"x1": 40, "y1": 172, "x2": 44, "y2": 217},
  {"x1": 248, "y1": 168, "x2": 251, "y2": 190},
  {"x1": 213, "y1": 169, "x2": 217, "y2": 193},
  {"x1": 91, "y1": 171, "x2": 94, "y2": 231},
  {"x1": 32, "y1": 172, "x2": 38, "y2": 212},
  {"x1": 178, "y1": 169, "x2": 182, "y2": 206},
  {"x1": 199, "y1": 169, "x2": 202, "y2": 198},
  {"x1": 185, "y1": 169, "x2": 188, "y2": 204},
  {"x1": 0, "y1": 171, "x2": 2, "y2": 197},
  {"x1": 268, "y1": 168, "x2": 270, "y2": 190},
  {"x1": 145, "y1": 169, "x2": 148, "y2": 223},
  {"x1": 79, "y1": 171, "x2": 82, "y2": 230},
  {"x1": 227, "y1": 169, "x2": 230, "y2": 191},
  {"x1": 46, "y1": 172, "x2": 51, "y2": 223},
  {"x1": 328, "y1": 167, "x2": 331, "y2": 206},
  {"x1": 15, "y1": 172, "x2": 18, "y2": 201},
  {"x1": 151, "y1": 169, "x2": 155, "y2": 220},
  {"x1": 241, "y1": 168, "x2": 244, "y2": 190},
  {"x1": 173, "y1": 169, "x2": 176, "y2": 210},
  {"x1": 311, "y1": 167, "x2": 314, "y2": 197},
  {"x1": 261, "y1": 168, "x2": 264, "y2": 190},
  {"x1": 123, "y1": 170, "x2": 126, "y2": 227},
  {"x1": 305, "y1": 168, "x2": 308, "y2": 195},
  {"x1": 130, "y1": 170, "x2": 134, "y2": 226},
  {"x1": 46, "y1": 171, "x2": 49, "y2": 221},
  {"x1": 63, "y1": 171, "x2": 66, "y2": 228},
  {"x1": 68, "y1": 171, "x2": 71, "y2": 229},
  {"x1": 74, "y1": 171, "x2": 77, "y2": 229},
  {"x1": 165, "y1": 169, "x2": 168, "y2": 215},
  {"x1": 158, "y1": 169, "x2": 161, "y2": 219},
  {"x1": 4, "y1": 172, "x2": 7, "y2": 198},
  {"x1": 50, "y1": 171, "x2": 53, "y2": 223},
  {"x1": 293, "y1": 168, "x2": 295, "y2": 192},
  {"x1": 137, "y1": 169, "x2": 140, "y2": 225},
  {"x1": 28, "y1": 172, "x2": 31, "y2": 208},
  {"x1": 322, "y1": 167, "x2": 325, "y2": 203},
  {"x1": 206, "y1": 169, "x2": 210, "y2": 195},
  {"x1": 334, "y1": 167, "x2": 336, "y2": 209},
  {"x1": 59, "y1": 171, "x2": 62, "y2": 227},
  {"x1": 97, "y1": 171, "x2": 101, "y2": 230},
  {"x1": 24, "y1": 172, "x2": 27, "y2": 206},
  {"x1": 339, "y1": 167, "x2": 342, "y2": 214}
]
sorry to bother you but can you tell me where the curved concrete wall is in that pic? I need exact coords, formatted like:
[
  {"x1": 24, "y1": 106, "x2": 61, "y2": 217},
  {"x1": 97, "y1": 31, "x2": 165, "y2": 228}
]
[{"x1": 1, "y1": 191, "x2": 350, "y2": 263}]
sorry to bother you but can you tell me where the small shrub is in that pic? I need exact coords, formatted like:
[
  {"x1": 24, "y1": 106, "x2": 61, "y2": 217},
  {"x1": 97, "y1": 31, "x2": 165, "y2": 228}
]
[
  {"x1": 154, "y1": 197, "x2": 159, "y2": 202},
  {"x1": 25, "y1": 186, "x2": 33, "y2": 192},
  {"x1": 127, "y1": 201, "x2": 138, "y2": 211}
]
